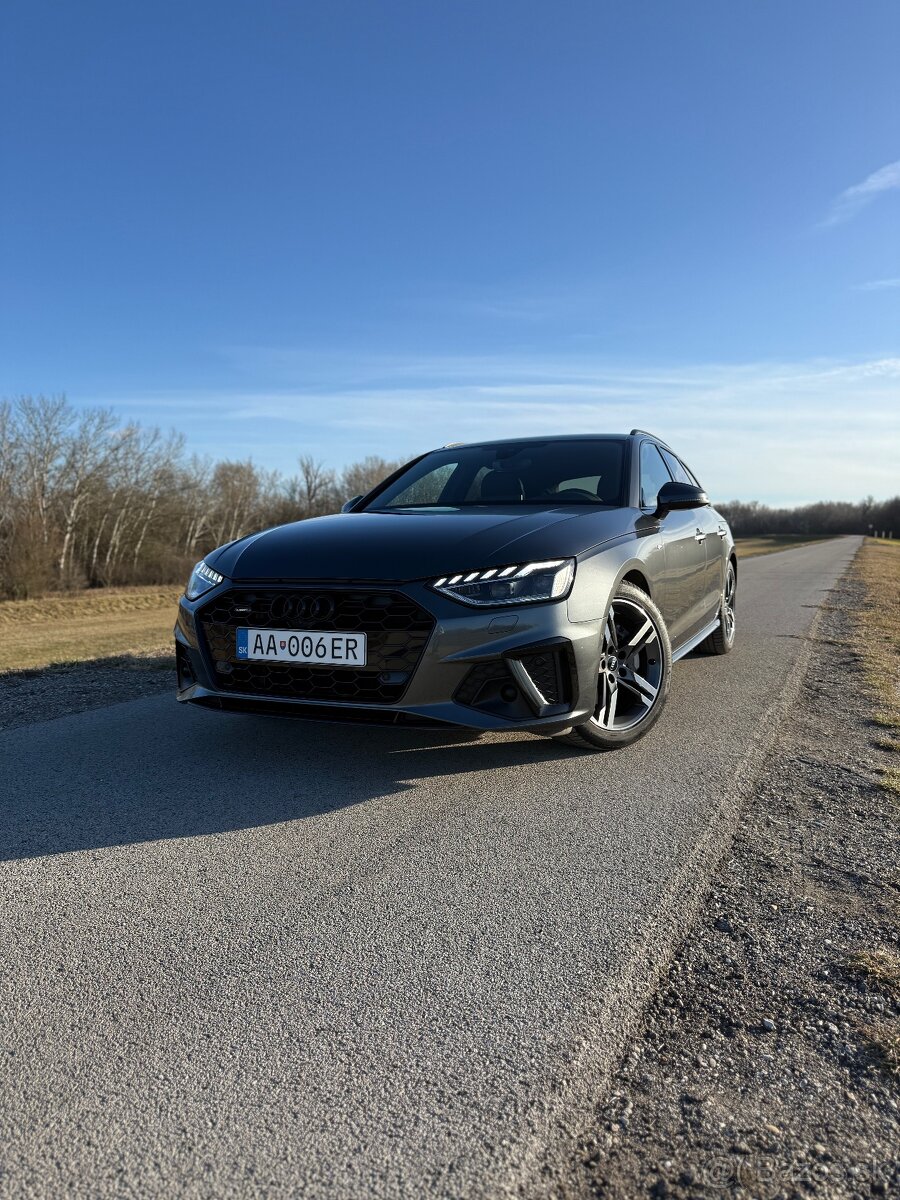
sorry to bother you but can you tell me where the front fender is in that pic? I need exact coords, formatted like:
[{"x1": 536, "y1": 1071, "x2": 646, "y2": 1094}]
[{"x1": 566, "y1": 527, "x2": 664, "y2": 623}]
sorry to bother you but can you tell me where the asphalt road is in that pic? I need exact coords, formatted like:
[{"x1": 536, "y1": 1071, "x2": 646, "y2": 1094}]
[{"x1": 0, "y1": 536, "x2": 860, "y2": 1199}]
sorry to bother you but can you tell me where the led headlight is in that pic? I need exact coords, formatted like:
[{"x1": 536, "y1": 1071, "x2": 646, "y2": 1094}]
[
  {"x1": 432, "y1": 559, "x2": 575, "y2": 607},
  {"x1": 185, "y1": 560, "x2": 225, "y2": 600}
]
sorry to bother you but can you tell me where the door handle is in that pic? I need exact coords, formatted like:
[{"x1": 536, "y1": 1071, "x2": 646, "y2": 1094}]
[
  {"x1": 694, "y1": 528, "x2": 707, "y2": 543},
  {"x1": 717, "y1": 524, "x2": 728, "y2": 538}
]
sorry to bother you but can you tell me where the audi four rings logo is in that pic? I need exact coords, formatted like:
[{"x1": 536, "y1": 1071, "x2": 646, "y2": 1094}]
[
  {"x1": 296, "y1": 594, "x2": 336, "y2": 620},
  {"x1": 269, "y1": 593, "x2": 336, "y2": 621}
]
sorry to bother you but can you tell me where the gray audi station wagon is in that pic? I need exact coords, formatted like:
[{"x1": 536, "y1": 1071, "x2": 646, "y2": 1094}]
[{"x1": 176, "y1": 430, "x2": 736, "y2": 749}]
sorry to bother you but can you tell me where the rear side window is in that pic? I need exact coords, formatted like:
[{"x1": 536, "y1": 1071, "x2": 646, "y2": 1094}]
[
  {"x1": 660, "y1": 448, "x2": 696, "y2": 486},
  {"x1": 639, "y1": 443, "x2": 672, "y2": 508}
]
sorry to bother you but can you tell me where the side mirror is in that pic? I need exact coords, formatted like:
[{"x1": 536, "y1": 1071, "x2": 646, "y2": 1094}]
[
  {"x1": 341, "y1": 495, "x2": 364, "y2": 513},
  {"x1": 655, "y1": 480, "x2": 709, "y2": 513}
]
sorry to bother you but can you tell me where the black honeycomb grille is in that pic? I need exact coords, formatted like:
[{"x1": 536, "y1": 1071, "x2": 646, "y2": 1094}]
[
  {"x1": 198, "y1": 588, "x2": 435, "y2": 704},
  {"x1": 453, "y1": 661, "x2": 513, "y2": 706}
]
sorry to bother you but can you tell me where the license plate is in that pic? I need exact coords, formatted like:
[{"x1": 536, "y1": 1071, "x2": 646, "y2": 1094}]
[{"x1": 236, "y1": 628, "x2": 367, "y2": 666}]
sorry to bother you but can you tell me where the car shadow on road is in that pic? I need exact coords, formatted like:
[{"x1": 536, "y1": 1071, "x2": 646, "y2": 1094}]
[{"x1": 1, "y1": 704, "x2": 588, "y2": 862}]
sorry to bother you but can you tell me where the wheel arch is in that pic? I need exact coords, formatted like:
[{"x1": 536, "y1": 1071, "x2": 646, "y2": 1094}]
[{"x1": 620, "y1": 567, "x2": 652, "y2": 598}]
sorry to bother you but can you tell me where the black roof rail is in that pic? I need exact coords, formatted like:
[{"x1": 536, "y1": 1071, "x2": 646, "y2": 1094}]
[{"x1": 629, "y1": 428, "x2": 674, "y2": 450}]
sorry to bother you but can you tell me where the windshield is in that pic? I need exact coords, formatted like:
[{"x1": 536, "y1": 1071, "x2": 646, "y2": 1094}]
[{"x1": 365, "y1": 439, "x2": 627, "y2": 509}]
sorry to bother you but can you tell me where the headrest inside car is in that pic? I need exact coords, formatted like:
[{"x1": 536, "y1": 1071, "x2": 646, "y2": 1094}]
[{"x1": 480, "y1": 471, "x2": 525, "y2": 502}]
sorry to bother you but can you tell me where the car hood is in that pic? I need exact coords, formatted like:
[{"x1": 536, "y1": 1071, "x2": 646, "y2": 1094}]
[{"x1": 208, "y1": 507, "x2": 639, "y2": 583}]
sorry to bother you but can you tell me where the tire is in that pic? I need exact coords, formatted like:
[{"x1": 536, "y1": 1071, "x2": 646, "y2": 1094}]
[
  {"x1": 702, "y1": 559, "x2": 737, "y2": 655},
  {"x1": 555, "y1": 581, "x2": 672, "y2": 751}
]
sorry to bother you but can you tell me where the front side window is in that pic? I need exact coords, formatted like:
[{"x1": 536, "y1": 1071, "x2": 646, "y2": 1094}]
[
  {"x1": 639, "y1": 442, "x2": 672, "y2": 509},
  {"x1": 366, "y1": 439, "x2": 627, "y2": 509},
  {"x1": 660, "y1": 447, "x2": 701, "y2": 488}
]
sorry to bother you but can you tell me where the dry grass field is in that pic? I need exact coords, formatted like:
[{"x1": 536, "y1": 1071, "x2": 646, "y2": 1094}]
[
  {"x1": 734, "y1": 534, "x2": 831, "y2": 557},
  {"x1": 0, "y1": 534, "x2": 869, "y2": 674},
  {"x1": 0, "y1": 587, "x2": 180, "y2": 673},
  {"x1": 853, "y1": 537, "x2": 900, "y2": 791}
]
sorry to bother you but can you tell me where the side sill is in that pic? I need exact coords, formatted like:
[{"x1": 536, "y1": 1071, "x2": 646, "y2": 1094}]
[{"x1": 672, "y1": 616, "x2": 720, "y2": 662}]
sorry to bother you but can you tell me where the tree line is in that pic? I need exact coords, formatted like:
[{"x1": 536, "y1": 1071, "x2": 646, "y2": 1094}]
[
  {"x1": 0, "y1": 395, "x2": 401, "y2": 598},
  {"x1": 715, "y1": 497, "x2": 899, "y2": 538},
  {"x1": 0, "y1": 394, "x2": 895, "y2": 598}
]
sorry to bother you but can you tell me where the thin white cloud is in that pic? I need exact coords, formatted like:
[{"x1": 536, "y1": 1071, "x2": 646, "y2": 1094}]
[
  {"x1": 90, "y1": 354, "x2": 900, "y2": 506},
  {"x1": 854, "y1": 277, "x2": 900, "y2": 291},
  {"x1": 820, "y1": 159, "x2": 900, "y2": 228}
]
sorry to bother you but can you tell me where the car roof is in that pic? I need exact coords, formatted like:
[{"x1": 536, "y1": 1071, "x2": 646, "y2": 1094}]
[{"x1": 442, "y1": 430, "x2": 673, "y2": 450}]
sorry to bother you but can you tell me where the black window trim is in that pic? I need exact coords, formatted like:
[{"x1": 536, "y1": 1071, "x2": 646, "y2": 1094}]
[{"x1": 638, "y1": 439, "x2": 675, "y2": 511}]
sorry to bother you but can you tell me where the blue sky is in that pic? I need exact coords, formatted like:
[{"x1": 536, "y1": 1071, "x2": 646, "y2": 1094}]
[{"x1": 1, "y1": 0, "x2": 898, "y2": 504}]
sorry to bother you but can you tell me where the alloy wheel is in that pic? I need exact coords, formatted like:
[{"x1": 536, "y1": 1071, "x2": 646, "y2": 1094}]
[
  {"x1": 722, "y1": 564, "x2": 736, "y2": 643},
  {"x1": 591, "y1": 597, "x2": 664, "y2": 732}
]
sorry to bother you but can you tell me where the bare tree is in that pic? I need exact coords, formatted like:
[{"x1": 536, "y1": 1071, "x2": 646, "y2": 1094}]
[
  {"x1": 15, "y1": 395, "x2": 69, "y2": 547},
  {"x1": 296, "y1": 455, "x2": 337, "y2": 519},
  {"x1": 205, "y1": 460, "x2": 267, "y2": 546},
  {"x1": 55, "y1": 407, "x2": 122, "y2": 583},
  {"x1": 339, "y1": 455, "x2": 403, "y2": 503}
]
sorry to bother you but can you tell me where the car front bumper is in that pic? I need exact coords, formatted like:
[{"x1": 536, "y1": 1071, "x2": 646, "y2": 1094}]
[{"x1": 174, "y1": 579, "x2": 603, "y2": 734}]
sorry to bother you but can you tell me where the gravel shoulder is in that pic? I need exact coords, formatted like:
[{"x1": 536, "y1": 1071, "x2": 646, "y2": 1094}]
[
  {"x1": 0, "y1": 652, "x2": 174, "y2": 733},
  {"x1": 564, "y1": 567, "x2": 900, "y2": 1198}
]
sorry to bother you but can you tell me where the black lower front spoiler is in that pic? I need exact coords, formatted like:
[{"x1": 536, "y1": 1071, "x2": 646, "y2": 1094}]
[
  {"x1": 182, "y1": 689, "x2": 462, "y2": 731},
  {"x1": 177, "y1": 681, "x2": 583, "y2": 735}
]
